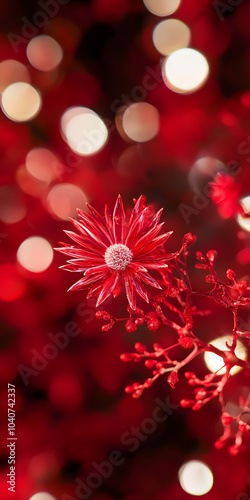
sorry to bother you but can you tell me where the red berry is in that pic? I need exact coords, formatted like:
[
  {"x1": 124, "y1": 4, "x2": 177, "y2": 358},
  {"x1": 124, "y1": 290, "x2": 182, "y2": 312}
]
[
  {"x1": 195, "y1": 390, "x2": 206, "y2": 401},
  {"x1": 221, "y1": 412, "x2": 234, "y2": 426},
  {"x1": 144, "y1": 378, "x2": 153, "y2": 388},
  {"x1": 120, "y1": 353, "x2": 134, "y2": 362},
  {"x1": 214, "y1": 438, "x2": 225, "y2": 450},
  {"x1": 226, "y1": 269, "x2": 236, "y2": 281},
  {"x1": 132, "y1": 390, "x2": 142, "y2": 399},
  {"x1": 145, "y1": 359, "x2": 157, "y2": 368},
  {"x1": 206, "y1": 250, "x2": 217, "y2": 262},
  {"x1": 125, "y1": 319, "x2": 137, "y2": 333},
  {"x1": 101, "y1": 320, "x2": 114, "y2": 331},
  {"x1": 125, "y1": 385, "x2": 134, "y2": 393},
  {"x1": 192, "y1": 400, "x2": 203, "y2": 411},
  {"x1": 96, "y1": 310, "x2": 111, "y2": 320},
  {"x1": 167, "y1": 371, "x2": 179, "y2": 389},
  {"x1": 135, "y1": 317, "x2": 144, "y2": 325},
  {"x1": 196, "y1": 251, "x2": 205, "y2": 261},
  {"x1": 184, "y1": 371, "x2": 195, "y2": 379},
  {"x1": 205, "y1": 275, "x2": 215, "y2": 283},
  {"x1": 135, "y1": 342, "x2": 146, "y2": 352},
  {"x1": 238, "y1": 421, "x2": 249, "y2": 433},
  {"x1": 147, "y1": 318, "x2": 160, "y2": 331},
  {"x1": 180, "y1": 399, "x2": 195, "y2": 408},
  {"x1": 182, "y1": 233, "x2": 196, "y2": 247},
  {"x1": 178, "y1": 335, "x2": 193, "y2": 349},
  {"x1": 228, "y1": 444, "x2": 240, "y2": 455}
]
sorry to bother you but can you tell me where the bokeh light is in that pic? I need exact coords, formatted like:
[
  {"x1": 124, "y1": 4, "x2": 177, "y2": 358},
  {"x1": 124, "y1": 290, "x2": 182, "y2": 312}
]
[
  {"x1": 17, "y1": 237, "x2": 54, "y2": 273},
  {"x1": 0, "y1": 264, "x2": 26, "y2": 302},
  {"x1": 178, "y1": 460, "x2": 213, "y2": 495},
  {"x1": 0, "y1": 185, "x2": 26, "y2": 224},
  {"x1": 1, "y1": 82, "x2": 42, "y2": 122},
  {"x1": 143, "y1": 0, "x2": 181, "y2": 17},
  {"x1": 27, "y1": 35, "x2": 63, "y2": 72},
  {"x1": 122, "y1": 103, "x2": 160, "y2": 142},
  {"x1": 153, "y1": 19, "x2": 191, "y2": 56},
  {"x1": 61, "y1": 106, "x2": 108, "y2": 155},
  {"x1": 26, "y1": 148, "x2": 63, "y2": 184},
  {"x1": 29, "y1": 494, "x2": 57, "y2": 500},
  {"x1": 0, "y1": 59, "x2": 30, "y2": 93},
  {"x1": 237, "y1": 196, "x2": 250, "y2": 232},
  {"x1": 28, "y1": 453, "x2": 60, "y2": 482},
  {"x1": 47, "y1": 183, "x2": 87, "y2": 220},
  {"x1": 188, "y1": 157, "x2": 225, "y2": 189},
  {"x1": 204, "y1": 335, "x2": 247, "y2": 375},
  {"x1": 163, "y1": 48, "x2": 209, "y2": 93},
  {"x1": 16, "y1": 164, "x2": 48, "y2": 198}
]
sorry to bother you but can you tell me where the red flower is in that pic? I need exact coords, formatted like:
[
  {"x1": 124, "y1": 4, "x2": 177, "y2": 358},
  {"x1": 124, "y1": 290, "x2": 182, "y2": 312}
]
[
  {"x1": 56, "y1": 195, "x2": 173, "y2": 309},
  {"x1": 209, "y1": 172, "x2": 241, "y2": 218}
]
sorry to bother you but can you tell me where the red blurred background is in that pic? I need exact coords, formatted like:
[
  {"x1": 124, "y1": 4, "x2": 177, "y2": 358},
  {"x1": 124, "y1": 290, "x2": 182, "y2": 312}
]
[{"x1": 0, "y1": 0, "x2": 250, "y2": 499}]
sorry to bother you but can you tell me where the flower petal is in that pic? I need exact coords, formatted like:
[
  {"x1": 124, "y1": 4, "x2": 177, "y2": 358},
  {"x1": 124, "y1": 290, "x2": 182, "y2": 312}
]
[
  {"x1": 136, "y1": 270, "x2": 162, "y2": 289},
  {"x1": 132, "y1": 222, "x2": 165, "y2": 254},
  {"x1": 124, "y1": 272, "x2": 136, "y2": 310},
  {"x1": 59, "y1": 263, "x2": 88, "y2": 272},
  {"x1": 69, "y1": 218, "x2": 107, "y2": 250},
  {"x1": 126, "y1": 207, "x2": 148, "y2": 246},
  {"x1": 84, "y1": 264, "x2": 109, "y2": 276},
  {"x1": 68, "y1": 273, "x2": 103, "y2": 291},
  {"x1": 129, "y1": 195, "x2": 146, "y2": 226},
  {"x1": 78, "y1": 206, "x2": 113, "y2": 245},
  {"x1": 130, "y1": 275, "x2": 149, "y2": 303},
  {"x1": 133, "y1": 231, "x2": 173, "y2": 256},
  {"x1": 96, "y1": 272, "x2": 119, "y2": 306},
  {"x1": 113, "y1": 194, "x2": 126, "y2": 244}
]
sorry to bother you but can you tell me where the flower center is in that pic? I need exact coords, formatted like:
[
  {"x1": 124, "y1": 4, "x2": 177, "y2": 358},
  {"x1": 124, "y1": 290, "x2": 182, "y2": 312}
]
[{"x1": 104, "y1": 244, "x2": 133, "y2": 271}]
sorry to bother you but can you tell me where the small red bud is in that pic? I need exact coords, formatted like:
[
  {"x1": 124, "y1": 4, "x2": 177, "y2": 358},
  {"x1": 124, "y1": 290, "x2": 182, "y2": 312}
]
[
  {"x1": 120, "y1": 353, "x2": 134, "y2": 362},
  {"x1": 133, "y1": 382, "x2": 141, "y2": 389},
  {"x1": 125, "y1": 319, "x2": 137, "y2": 333},
  {"x1": 192, "y1": 400, "x2": 203, "y2": 410},
  {"x1": 238, "y1": 421, "x2": 249, "y2": 433},
  {"x1": 135, "y1": 342, "x2": 146, "y2": 352},
  {"x1": 125, "y1": 385, "x2": 134, "y2": 393},
  {"x1": 167, "y1": 371, "x2": 179, "y2": 389},
  {"x1": 178, "y1": 335, "x2": 193, "y2": 349},
  {"x1": 226, "y1": 269, "x2": 236, "y2": 281},
  {"x1": 188, "y1": 379, "x2": 198, "y2": 386},
  {"x1": 184, "y1": 371, "x2": 195, "y2": 379},
  {"x1": 195, "y1": 390, "x2": 206, "y2": 401},
  {"x1": 228, "y1": 444, "x2": 240, "y2": 455},
  {"x1": 135, "y1": 317, "x2": 144, "y2": 325},
  {"x1": 206, "y1": 250, "x2": 217, "y2": 262},
  {"x1": 196, "y1": 251, "x2": 205, "y2": 261},
  {"x1": 214, "y1": 439, "x2": 226, "y2": 449},
  {"x1": 180, "y1": 399, "x2": 195, "y2": 408},
  {"x1": 156, "y1": 362, "x2": 163, "y2": 369},
  {"x1": 147, "y1": 318, "x2": 160, "y2": 331},
  {"x1": 132, "y1": 390, "x2": 142, "y2": 399},
  {"x1": 144, "y1": 378, "x2": 153, "y2": 388},
  {"x1": 96, "y1": 310, "x2": 111, "y2": 320},
  {"x1": 221, "y1": 413, "x2": 234, "y2": 426},
  {"x1": 237, "y1": 281, "x2": 247, "y2": 293},
  {"x1": 205, "y1": 275, "x2": 215, "y2": 283},
  {"x1": 101, "y1": 320, "x2": 115, "y2": 331},
  {"x1": 145, "y1": 359, "x2": 157, "y2": 368},
  {"x1": 182, "y1": 233, "x2": 196, "y2": 247}
]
